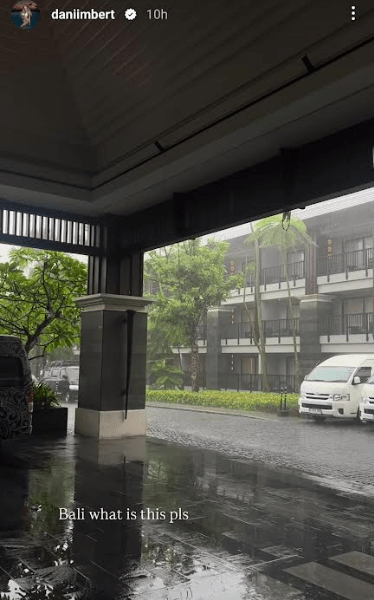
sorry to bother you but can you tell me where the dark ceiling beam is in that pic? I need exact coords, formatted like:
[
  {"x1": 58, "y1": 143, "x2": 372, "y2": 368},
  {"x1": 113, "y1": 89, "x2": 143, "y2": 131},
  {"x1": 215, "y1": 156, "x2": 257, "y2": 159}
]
[{"x1": 120, "y1": 117, "x2": 374, "y2": 252}]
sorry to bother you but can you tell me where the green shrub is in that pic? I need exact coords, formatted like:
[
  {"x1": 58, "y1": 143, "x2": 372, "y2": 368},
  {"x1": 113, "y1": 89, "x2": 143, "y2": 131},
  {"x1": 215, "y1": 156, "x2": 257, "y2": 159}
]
[
  {"x1": 150, "y1": 360, "x2": 184, "y2": 389},
  {"x1": 33, "y1": 382, "x2": 60, "y2": 410},
  {"x1": 146, "y1": 389, "x2": 299, "y2": 414}
]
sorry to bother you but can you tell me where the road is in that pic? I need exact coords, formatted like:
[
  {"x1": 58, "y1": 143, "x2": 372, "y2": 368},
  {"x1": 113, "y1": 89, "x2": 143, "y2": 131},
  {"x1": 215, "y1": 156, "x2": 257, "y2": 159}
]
[{"x1": 146, "y1": 405, "x2": 374, "y2": 499}]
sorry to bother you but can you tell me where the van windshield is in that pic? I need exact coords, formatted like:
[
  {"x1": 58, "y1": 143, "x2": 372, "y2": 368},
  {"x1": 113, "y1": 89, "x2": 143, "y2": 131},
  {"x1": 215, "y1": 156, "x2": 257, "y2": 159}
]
[
  {"x1": 0, "y1": 357, "x2": 23, "y2": 387},
  {"x1": 305, "y1": 366, "x2": 355, "y2": 383}
]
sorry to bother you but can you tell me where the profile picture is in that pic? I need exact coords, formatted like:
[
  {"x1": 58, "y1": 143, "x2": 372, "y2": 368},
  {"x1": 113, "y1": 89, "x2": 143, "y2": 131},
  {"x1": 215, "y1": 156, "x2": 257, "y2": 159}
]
[{"x1": 10, "y1": 1, "x2": 40, "y2": 30}]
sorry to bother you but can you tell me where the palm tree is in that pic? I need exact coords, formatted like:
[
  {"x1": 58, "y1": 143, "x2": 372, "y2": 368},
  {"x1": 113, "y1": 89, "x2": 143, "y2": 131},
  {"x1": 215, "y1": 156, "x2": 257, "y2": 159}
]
[
  {"x1": 247, "y1": 214, "x2": 314, "y2": 390},
  {"x1": 244, "y1": 223, "x2": 270, "y2": 391}
]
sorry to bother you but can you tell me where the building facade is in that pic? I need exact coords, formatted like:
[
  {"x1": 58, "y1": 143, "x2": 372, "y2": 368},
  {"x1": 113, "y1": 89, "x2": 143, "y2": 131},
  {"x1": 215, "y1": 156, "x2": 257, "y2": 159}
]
[{"x1": 175, "y1": 194, "x2": 374, "y2": 393}]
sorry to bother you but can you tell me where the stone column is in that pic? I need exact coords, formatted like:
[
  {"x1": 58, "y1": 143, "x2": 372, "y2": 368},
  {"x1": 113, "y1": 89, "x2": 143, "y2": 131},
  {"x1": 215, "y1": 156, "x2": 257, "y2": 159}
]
[
  {"x1": 206, "y1": 308, "x2": 232, "y2": 389},
  {"x1": 75, "y1": 294, "x2": 152, "y2": 439},
  {"x1": 305, "y1": 230, "x2": 318, "y2": 295},
  {"x1": 299, "y1": 294, "x2": 334, "y2": 377}
]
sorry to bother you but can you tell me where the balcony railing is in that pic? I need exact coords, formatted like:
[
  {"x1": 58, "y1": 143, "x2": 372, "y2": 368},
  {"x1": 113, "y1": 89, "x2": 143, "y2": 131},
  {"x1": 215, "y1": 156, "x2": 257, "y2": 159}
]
[
  {"x1": 224, "y1": 319, "x2": 299, "y2": 343},
  {"x1": 220, "y1": 373, "x2": 296, "y2": 393},
  {"x1": 317, "y1": 248, "x2": 373, "y2": 280},
  {"x1": 243, "y1": 261, "x2": 305, "y2": 290},
  {"x1": 261, "y1": 261, "x2": 305, "y2": 289},
  {"x1": 180, "y1": 372, "x2": 296, "y2": 393},
  {"x1": 321, "y1": 313, "x2": 373, "y2": 342}
]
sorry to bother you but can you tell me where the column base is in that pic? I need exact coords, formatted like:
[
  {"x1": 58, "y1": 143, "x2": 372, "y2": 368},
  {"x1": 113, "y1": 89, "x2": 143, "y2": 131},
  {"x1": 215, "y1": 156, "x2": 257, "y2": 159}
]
[
  {"x1": 75, "y1": 408, "x2": 146, "y2": 439},
  {"x1": 76, "y1": 437, "x2": 147, "y2": 465}
]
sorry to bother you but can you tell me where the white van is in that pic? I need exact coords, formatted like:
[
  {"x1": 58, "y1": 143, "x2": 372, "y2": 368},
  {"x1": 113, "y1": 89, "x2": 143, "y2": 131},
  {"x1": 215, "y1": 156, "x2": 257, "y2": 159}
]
[
  {"x1": 360, "y1": 375, "x2": 374, "y2": 423},
  {"x1": 299, "y1": 354, "x2": 374, "y2": 422}
]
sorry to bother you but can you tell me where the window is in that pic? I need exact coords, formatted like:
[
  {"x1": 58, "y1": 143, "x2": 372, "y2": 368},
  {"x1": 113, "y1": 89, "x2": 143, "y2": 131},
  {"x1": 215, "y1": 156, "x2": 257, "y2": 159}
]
[
  {"x1": 241, "y1": 308, "x2": 253, "y2": 322},
  {"x1": 287, "y1": 250, "x2": 304, "y2": 278},
  {"x1": 344, "y1": 298, "x2": 363, "y2": 314},
  {"x1": 241, "y1": 356, "x2": 257, "y2": 374},
  {"x1": 364, "y1": 297, "x2": 373, "y2": 313},
  {"x1": 345, "y1": 237, "x2": 373, "y2": 270},
  {"x1": 355, "y1": 367, "x2": 372, "y2": 384},
  {"x1": 305, "y1": 366, "x2": 354, "y2": 382},
  {"x1": 287, "y1": 250, "x2": 304, "y2": 264},
  {"x1": 345, "y1": 237, "x2": 373, "y2": 252}
]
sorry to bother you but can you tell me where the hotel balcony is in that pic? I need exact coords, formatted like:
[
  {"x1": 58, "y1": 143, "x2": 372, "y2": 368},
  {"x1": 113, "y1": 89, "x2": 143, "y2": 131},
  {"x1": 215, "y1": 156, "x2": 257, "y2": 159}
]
[
  {"x1": 226, "y1": 261, "x2": 305, "y2": 304},
  {"x1": 317, "y1": 248, "x2": 373, "y2": 293},
  {"x1": 221, "y1": 319, "x2": 300, "y2": 353},
  {"x1": 320, "y1": 312, "x2": 374, "y2": 353}
]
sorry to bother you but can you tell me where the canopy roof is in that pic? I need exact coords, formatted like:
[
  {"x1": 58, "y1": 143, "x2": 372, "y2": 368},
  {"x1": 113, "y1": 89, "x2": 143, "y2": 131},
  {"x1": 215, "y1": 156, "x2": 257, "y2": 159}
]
[{"x1": 1, "y1": 0, "x2": 374, "y2": 219}]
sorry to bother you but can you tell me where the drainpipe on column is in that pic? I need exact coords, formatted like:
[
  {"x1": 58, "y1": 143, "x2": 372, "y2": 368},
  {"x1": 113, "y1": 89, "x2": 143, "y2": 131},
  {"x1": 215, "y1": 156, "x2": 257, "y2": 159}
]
[{"x1": 122, "y1": 310, "x2": 136, "y2": 419}]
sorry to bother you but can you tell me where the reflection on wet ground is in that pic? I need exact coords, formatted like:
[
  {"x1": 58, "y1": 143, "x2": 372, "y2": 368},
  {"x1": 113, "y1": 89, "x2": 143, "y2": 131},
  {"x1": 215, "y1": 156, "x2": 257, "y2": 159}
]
[{"x1": 1, "y1": 431, "x2": 374, "y2": 599}]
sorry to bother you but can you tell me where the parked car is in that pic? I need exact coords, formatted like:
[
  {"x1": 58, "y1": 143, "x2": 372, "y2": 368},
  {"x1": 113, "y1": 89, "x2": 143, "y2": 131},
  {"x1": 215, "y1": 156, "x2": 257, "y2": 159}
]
[
  {"x1": 299, "y1": 354, "x2": 374, "y2": 422},
  {"x1": 0, "y1": 335, "x2": 33, "y2": 444},
  {"x1": 42, "y1": 364, "x2": 79, "y2": 403}
]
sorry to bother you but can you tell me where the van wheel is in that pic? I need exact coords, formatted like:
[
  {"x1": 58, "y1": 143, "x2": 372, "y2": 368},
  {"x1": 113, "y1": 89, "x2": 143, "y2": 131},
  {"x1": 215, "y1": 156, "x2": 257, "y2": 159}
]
[{"x1": 312, "y1": 416, "x2": 326, "y2": 423}]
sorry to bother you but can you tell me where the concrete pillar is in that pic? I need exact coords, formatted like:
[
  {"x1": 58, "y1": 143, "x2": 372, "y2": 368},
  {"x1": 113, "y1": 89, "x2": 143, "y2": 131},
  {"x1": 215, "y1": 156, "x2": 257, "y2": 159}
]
[
  {"x1": 305, "y1": 230, "x2": 318, "y2": 295},
  {"x1": 75, "y1": 294, "x2": 152, "y2": 439},
  {"x1": 88, "y1": 215, "x2": 143, "y2": 297},
  {"x1": 299, "y1": 294, "x2": 334, "y2": 377},
  {"x1": 206, "y1": 308, "x2": 232, "y2": 389}
]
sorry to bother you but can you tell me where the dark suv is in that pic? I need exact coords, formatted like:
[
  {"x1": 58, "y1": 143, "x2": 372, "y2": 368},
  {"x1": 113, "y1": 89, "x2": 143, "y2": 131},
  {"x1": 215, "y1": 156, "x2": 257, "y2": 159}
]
[{"x1": 42, "y1": 362, "x2": 79, "y2": 403}]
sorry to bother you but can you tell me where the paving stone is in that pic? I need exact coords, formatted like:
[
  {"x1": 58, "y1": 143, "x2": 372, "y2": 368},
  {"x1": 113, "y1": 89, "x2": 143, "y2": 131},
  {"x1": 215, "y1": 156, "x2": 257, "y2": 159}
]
[
  {"x1": 247, "y1": 572, "x2": 306, "y2": 599},
  {"x1": 260, "y1": 545, "x2": 300, "y2": 559},
  {"x1": 35, "y1": 564, "x2": 77, "y2": 588},
  {"x1": 221, "y1": 531, "x2": 245, "y2": 554},
  {"x1": 285, "y1": 561, "x2": 374, "y2": 600},
  {"x1": 330, "y1": 550, "x2": 374, "y2": 578}
]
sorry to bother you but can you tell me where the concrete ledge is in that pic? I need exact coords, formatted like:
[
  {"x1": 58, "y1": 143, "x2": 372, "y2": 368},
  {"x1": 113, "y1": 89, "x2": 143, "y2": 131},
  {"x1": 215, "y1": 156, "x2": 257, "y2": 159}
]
[
  {"x1": 75, "y1": 293, "x2": 153, "y2": 313},
  {"x1": 146, "y1": 401, "x2": 281, "y2": 420},
  {"x1": 75, "y1": 408, "x2": 146, "y2": 438}
]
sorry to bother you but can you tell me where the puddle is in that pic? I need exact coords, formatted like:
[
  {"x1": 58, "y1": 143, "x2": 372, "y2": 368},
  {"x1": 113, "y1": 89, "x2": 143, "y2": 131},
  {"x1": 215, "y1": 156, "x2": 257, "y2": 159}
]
[{"x1": 1, "y1": 434, "x2": 374, "y2": 598}]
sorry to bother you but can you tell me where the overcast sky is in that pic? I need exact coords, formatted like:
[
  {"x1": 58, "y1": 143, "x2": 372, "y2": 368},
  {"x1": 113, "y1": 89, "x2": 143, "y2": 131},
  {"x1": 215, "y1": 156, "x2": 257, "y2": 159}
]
[{"x1": 0, "y1": 243, "x2": 88, "y2": 263}]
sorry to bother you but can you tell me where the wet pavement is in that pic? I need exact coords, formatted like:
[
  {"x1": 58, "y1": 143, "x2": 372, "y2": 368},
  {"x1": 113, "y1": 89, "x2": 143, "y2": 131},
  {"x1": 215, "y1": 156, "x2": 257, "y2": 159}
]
[
  {"x1": 147, "y1": 405, "x2": 374, "y2": 497},
  {"x1": 1, "y1": 408, "x2": 374, "y2": 599}
]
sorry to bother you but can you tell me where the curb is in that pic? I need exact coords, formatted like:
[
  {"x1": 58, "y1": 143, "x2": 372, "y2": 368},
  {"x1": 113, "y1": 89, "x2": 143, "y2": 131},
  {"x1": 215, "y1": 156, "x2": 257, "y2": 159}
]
[{"x1": 146, "y1": 402, "x2": 297, "y2": 421}]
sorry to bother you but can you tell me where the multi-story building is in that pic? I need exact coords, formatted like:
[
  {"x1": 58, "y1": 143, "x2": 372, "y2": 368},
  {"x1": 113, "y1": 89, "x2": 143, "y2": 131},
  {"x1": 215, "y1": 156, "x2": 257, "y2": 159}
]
[{"x1": 176, "y1": 191, "x2": 374, "y2": 392}]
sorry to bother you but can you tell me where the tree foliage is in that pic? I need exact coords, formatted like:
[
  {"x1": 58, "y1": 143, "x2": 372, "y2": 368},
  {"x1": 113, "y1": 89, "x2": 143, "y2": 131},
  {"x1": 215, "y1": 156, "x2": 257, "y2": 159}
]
[
  {"x1": 0, "y1": 248, "x2": 87, "y2": 356},
  {"x1": 144, "y1": 239, "x2": 243, "y2": 391},
  {"x1": 246, "y1": 214, "x2": 314, "y2": 388},
  {"x1": 150, "y1": 359, "x2": 184, "y2": 390},
  {"x1": 250, "y1": 214, "x2": 312, "y2": 253}
]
